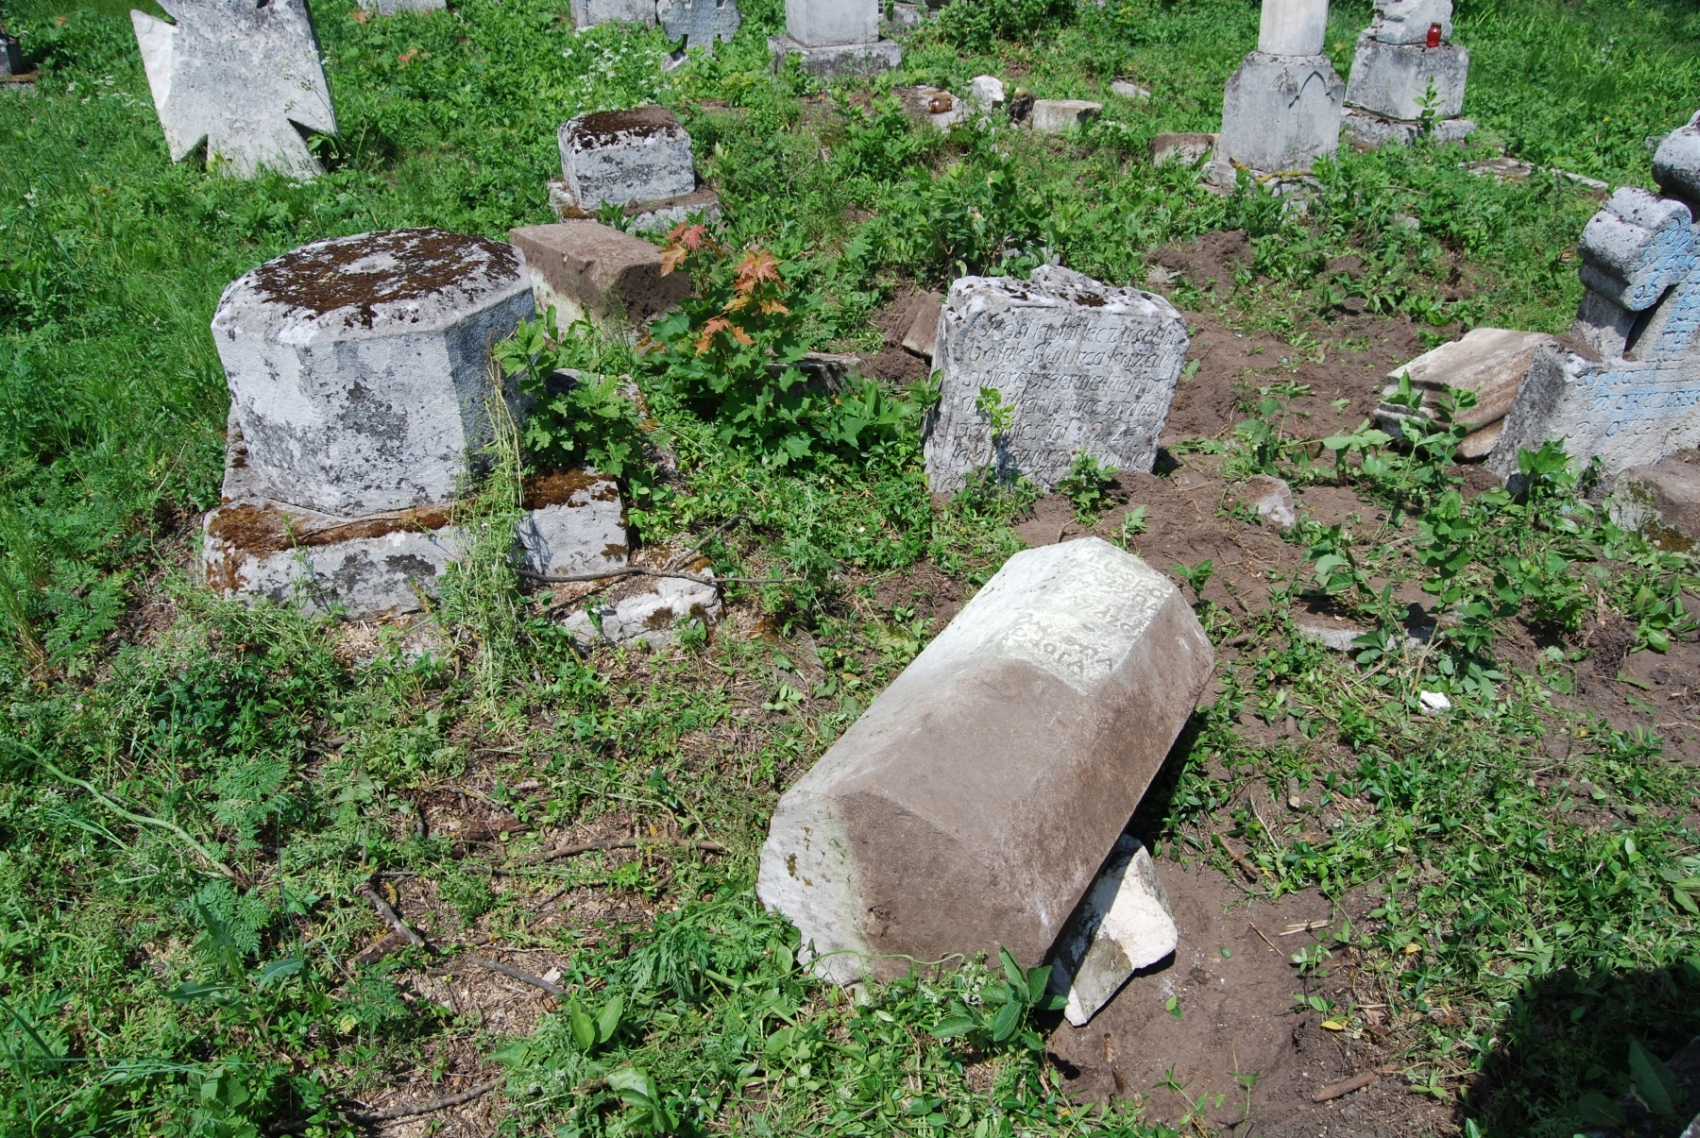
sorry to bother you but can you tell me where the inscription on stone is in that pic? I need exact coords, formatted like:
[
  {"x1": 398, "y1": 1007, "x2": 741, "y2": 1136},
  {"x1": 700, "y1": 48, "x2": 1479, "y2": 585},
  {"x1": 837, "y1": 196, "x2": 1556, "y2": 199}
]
[{"x1": 923, "y1": 266, "x2": 1190, "y2": 493}]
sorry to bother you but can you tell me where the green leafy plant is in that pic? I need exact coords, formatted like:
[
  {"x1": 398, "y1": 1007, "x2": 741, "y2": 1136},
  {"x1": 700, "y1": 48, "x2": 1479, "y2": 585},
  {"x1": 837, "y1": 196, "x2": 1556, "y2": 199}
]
[
  {"x1": 930, "y1": 947, "x2": 1065, "y2": 1051},
  {"x1": 1056, "y1": 450, "x2": 1120, "y2": 525}
]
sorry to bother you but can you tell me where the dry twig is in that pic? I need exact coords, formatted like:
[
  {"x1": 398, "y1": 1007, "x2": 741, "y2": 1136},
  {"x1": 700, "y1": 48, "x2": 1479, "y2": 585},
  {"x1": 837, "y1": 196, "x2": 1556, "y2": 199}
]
[
  {"x1": 503, "y1": 837, "x2": 727, "y2": 869},
  {"x1": 358, "y1": 885, "x2": 427, "y2": 948},
  {"x1": 348, "y1": 1075, "x2": 505, "y2": 1122},
  {"x1": 1312, "y1": 1072, "x2": 1379, "y2": 1103},
  {"x1": 468, "y1": 956, "x2": 565, "y2": 997}
]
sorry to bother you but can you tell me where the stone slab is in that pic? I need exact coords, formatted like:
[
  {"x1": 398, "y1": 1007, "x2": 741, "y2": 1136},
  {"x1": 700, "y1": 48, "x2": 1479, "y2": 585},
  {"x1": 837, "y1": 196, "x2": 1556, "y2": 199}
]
[
  {"x1": 1110, "y1": 79, "x2": 1151, "y2": 101},
  {"x1": 509, "y1": 221, "x2": 689, "y2": 328},
  {"x1": 1487, "y1": 343, "x2": 1700, "y2": 481},
  {"x1": 1345, "y1": 36, "x2": 1468, "y2": 122},
  {"x1": 1149, "y1": 132, "x2": 1216, "y2": 166},
  {"x1": 658, "y1": 0, "x2": 740, "y2": 57},
  {"x1": 204, "y1": 419, "x2": 627, "y2": 618},
  {"x1": 211, "y1": 229, "x2": 535, "y2": 518},
  {"x1": 1233, "y1": 474, "x2": 1297, "y2": 529},
  {"x1": 569, "y1": 0, "x2": 658, "y2": 26},
  {"x1": 1655, "y1": 111, "x2": 1700, "y2": 210},
  {"x1": 785, "y1": 0, "x2": 878, "y2": 48},
  {"x1": 132, "y1": 0, "x2": 336, "y2": 180},
  {"x1": 1258, "y1": 0, "x2": 1328, "y2": 56},
  {"x1": 1218, "y1": 52, "x2": 1344, "y2": 174},
  {"x1": 968, "y1": 75, "x2": 1006, "y2": 111},
  {"x1": 923, "y1": 266, "x2": 1190, "y2": 493},
  {"x1": 768, "y1": 35, "x2": 901, "y2": 79},
  {"x1": 1607, "y1": 457, "x2": 1700, "y2": 549},
  {"x1": 561, "y1": 572, "x2": 723, "y2": 649},
  {"x1": 1030, "y1": 99, "x2": 1102, "y2": 134},
  {"x1": 756, "y1": 537, "x2": 1215, "y2": 984},
  {"x1": 1375, "y1": 328, "x2": 1558, "y2": 435},
  {"x1": 900, "y1": 291, "x2": 943, "y2": 360},
  {"x1": 1342, "y1": 106, "x2": 1474, "y2": 148},
  {"x1": 549, "y1": 180, "x2": 723, "y2": 235},
  {"x1": 1046, "y1": 836, "x2": 1177, "y2": 1027},
  {"x1": 559, "y1": 106, "x2": 697, "y2": 212},
  {"x1": 1368, "y1": 0, "x2": 1453, "y2": 45}
]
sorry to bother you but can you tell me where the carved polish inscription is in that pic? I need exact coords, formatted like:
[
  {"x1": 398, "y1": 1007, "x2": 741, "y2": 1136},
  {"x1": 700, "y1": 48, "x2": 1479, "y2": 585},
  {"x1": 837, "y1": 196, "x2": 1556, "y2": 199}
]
[{"x1": 923, "y1": 266, "x2": 1190, "y2": 493}]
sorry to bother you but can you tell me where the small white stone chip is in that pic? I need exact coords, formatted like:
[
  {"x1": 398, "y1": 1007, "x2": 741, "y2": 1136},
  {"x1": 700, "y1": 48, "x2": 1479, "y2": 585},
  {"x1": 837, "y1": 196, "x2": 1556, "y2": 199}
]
[{"x1": 1419, "y1": 690, "x2": 1453, "y2": 716}]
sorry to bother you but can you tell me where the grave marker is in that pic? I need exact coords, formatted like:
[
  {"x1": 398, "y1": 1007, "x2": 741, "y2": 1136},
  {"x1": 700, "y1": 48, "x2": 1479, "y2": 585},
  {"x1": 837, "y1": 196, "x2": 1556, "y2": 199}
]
[
  {"x1": 553, "y1": 105, "x2": 722, "y2": 233},
  {"x1": 1344, "y1": 0, "x2": 1474, "y2": 148},
  {"x1": 769, "y1": 0, "x2": 901, "y2": 79},
  {"x1": 1217, "y1": 0, "x2": 1344, "y2": 174},
  {"x1": 658, "y1": 0, "x2": 740, "y2": 61},
  {"x1": 131, "y1": 0, "x2": 337, "y2": 180}
]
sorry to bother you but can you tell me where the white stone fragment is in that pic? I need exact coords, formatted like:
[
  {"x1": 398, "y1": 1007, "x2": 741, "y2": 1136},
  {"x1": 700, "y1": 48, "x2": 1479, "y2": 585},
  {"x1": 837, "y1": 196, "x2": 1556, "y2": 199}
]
[
  {"x1": 1029, "y1": 99, "x2": 1102, "y2": 134},
  {"x1": 923, "y1": 266, "x2": 1190, "y2": 493},
  {"x1": 358, "y1": 0, "x2": 445, "y2": 14},
  {"x1": 1419, "y1": 690, "x2": 1452, "y2": 715},
  {"x1": 131, "y1": 0, "x2": 336, "y2": 180},
  {"x1": 1110, "y1": 80, "x2": 1151, "y2": 101},
  {"x1": 757, "y1": 539, "x2": 1215, "y2": 985},
  {"x1": 969, "y1": 75, "x2": 1006, "y2": 111},
  {"x1": 1048, "y1": 836, "x2": 1178, "y2": 1027},
  {"x1": 1235, "y1": 474, "x2": 1297, "y2": 529},
  {"x1": 562, "y1": 573, "x2": 722, "y2": 649}
]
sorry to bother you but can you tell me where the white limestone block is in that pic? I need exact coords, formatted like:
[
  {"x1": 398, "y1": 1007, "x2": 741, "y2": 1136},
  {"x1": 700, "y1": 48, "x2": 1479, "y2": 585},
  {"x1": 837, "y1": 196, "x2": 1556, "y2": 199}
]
[
  {"x1": 1258, "y1": 0, "x2": 1329, "y2": 56},
  {"x1": 1029, "y1": 99, "x2": 1102, "y2": 134},
  {"x1": 786, "y1": 0, "x2": 878, "y2": 47},
  {"x1": 1369, "y1": 0, "x2": 1452, "y2": 45},
  {"x1": 1047, "y1": 837, "x2": 1178, "y2": 1027}
]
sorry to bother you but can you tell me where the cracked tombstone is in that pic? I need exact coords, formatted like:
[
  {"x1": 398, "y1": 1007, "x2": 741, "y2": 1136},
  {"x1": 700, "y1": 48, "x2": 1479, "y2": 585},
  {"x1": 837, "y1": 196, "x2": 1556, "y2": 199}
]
[
  {"x1": 202, "y1": 229, "x2": 629, "y2": 617},
  {"x1": 1344, "y1": 0, "x2": 1474, "y2": 148},
  {"x1": 1216, "y1": 0, "x2": 1344, "y2": 176},
  {"x1": 922, "y1": 265, "x2": 1190, "y2": 493},
  {"x1": 657, "y1": 0, "x2": 740, "y2": 66},
  {"x1": 131, "y1": 0, "x2": 337, "y2": 180},
  {"x1": 757, "y1": 537, "x2": 1214, "y2": 985}
]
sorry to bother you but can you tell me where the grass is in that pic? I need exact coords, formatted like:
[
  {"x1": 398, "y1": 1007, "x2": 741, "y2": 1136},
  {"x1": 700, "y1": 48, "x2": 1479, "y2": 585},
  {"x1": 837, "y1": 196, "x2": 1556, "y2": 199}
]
[{"x1": 2, "y1": 0, "x2": 1700, "y2": 1134}]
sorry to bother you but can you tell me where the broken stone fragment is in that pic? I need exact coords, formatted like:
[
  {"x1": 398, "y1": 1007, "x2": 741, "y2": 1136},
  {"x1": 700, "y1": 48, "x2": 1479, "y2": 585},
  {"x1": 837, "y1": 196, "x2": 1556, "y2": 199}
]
[
  {"x1": 1232, "y1": 475, "x2": 1297, "y2": 530},
  {"x1": 898, "y1": 291, "x2": 942, "y2": 360},
  {"x1": 968, "y1": 75, "x2": 1005, "y2": 111},
  {"x1": 559, "y1": 106, "x2": 699, "y2": 214},
  {"x1": 1607, "y1": 458, "x2": 1700, "y2": 550},
  {"x1": 923, "y1": 266, "x2": 1190, "y2": 493},
  {"x1": 1375, "y1": 328, "x2": 1558, "y2": 438},
  {"x1": 131, "y1": 0, "x2": 337, "y2": 180},
  {"x1": 1029, "y1": 99, "x2": 1102, "y2": 134},
  {"x1": 509, "y1": 221, "x2": 690, "y2": 329},
  {"x1": 1149, "y1": 132, "x2": 1216, "y2": 166},
  {"x1": 1110, "y1": 79, "x2": 1151, "y2": 101},
  {"x1": 1047, "y1": 836, "x2": 1178, "y2": 1027},
  {"x1": 1654, "y1": 111, "x2": 1700, "y2": 210},
  {"x1": 357, "y1": 0, "x2": 445, "y2": 13},
  {"x1": 895, "y1": 86, "x2": 966, "y2": 132},
  {"x1": 561, "y1": 571, "x2": 722, "y2": 650},
  {"x1": 658, "y1": 0, "x2": 741, "y2": 59},
  {"x1": 757, "y1": 538, "x2": 1216, "y2": 984},
  {"x1": 211, "y1": 228, "x2": 535, "y2": 518}
]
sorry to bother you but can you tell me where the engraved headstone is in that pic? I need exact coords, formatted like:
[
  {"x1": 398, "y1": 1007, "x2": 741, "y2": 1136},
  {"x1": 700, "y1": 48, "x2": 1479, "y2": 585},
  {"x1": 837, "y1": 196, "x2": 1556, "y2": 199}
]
[
  {"x1": 1343, "y1": 0, "x2": 1473, "y2": 148},
  {"x1": 658, "y1": 0, "x2": 740, "y2": 61},
  {"x1": 1489, "y1": 138, "x2": 1700, "y2": 480},
  {"x1": 769, "y1": 0, "x2": 901, "y2": 79},
  {"x1": 922, "y1": 266, "x2": 1190, "y2": 494},
  {"x1": 757, "y1": 538, "x2": 1215, "y2": 984},
  {"x1": 131, "y1": 0, "x2": 337, "y2": 180},
  {"x1": 1217, "y1": 0, "x2": 1344, "y2": 174}
]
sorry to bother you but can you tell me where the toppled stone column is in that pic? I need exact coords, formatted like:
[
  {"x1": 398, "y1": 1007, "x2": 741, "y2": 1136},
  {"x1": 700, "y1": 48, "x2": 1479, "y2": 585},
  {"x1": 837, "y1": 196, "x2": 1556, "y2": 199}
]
[
  {"x1": 509, "y1": 222, "x2": 691, "y2": 329},
  {"x1": 553, "y1": 106, "x2": 722, "y2": 234},
  {"x1": 203, "y1": 229, "x2": 631, "y2": 617},
  {"x1": 769, "y1": 0, "x2": 901, "y2": 79},
  {"x1": 922, "y1": 266, "x2": 1190, "y2": 493},
  {"x1": 1344, "y1": 0, "x2": 1473, "y2": 148},
  {"x1": 1217, "y1": 0, "x2": 1344, "y2": 175},
  {"x1": 757, "y1": 538, "x2": 1216, "y2": 984},
  {"x1": 1488, "y1": 138, "x2": 1700, "y2": 481},
  {"x1": 131, "y1": 0, "x2": 337, "y2": 180}
]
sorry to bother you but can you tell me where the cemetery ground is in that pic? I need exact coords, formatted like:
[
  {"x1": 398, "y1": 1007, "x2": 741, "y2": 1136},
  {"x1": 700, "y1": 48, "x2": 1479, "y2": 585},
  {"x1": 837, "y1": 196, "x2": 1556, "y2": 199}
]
[{"x1": 5, "y1": 0, "x2": 1700, "y2": 1135}]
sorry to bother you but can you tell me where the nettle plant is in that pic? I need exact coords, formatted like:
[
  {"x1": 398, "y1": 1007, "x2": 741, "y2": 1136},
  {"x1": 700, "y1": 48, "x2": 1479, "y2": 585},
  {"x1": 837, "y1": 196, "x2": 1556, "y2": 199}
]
[{"x1": 647, "y1": 225, "x2": 915, "y2": 465}]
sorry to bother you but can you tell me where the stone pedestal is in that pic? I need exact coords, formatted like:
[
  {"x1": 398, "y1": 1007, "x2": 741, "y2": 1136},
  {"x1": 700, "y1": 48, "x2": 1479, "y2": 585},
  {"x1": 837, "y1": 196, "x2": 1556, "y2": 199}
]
[
  {"x1": 509, "y1": 222, "x2": 691, "y2": 328},
  {"x1": 1218, "y1": 51, "x2": 1344, "y2": 175},
  {"x1": 553, "y1": 106, "x2": 721, "y2": 234},
  {"x1": 770, "y1": 0, "x2": 900, "y2": 78},
  {"x1": 1342, "y1": 0, "x2": 1473, "y2": 147}
]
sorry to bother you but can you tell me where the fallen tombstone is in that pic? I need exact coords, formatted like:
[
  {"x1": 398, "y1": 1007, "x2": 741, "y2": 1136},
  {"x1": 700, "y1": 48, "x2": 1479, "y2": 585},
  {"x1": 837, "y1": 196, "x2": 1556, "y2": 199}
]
[
  {"x1": 1607, "y1": 456, "x2": 1700, "y2": 549},
  {"x1": 757, "y1": 537, "x2": 1215, "y2": 983},
  {"x1": 553, "y1": 106, "x2": 722, "y2": 234},
  {"x1": 899, "y1": 291, "x2": 943, "y2": 360},
  {"x1": 1216, "y1": 0, "x2": 1344, "y2": 175},
  {"x1": 658, "y1": 0, "x2": 740, "y2": 64},
  {"x1": 1232, "y1": 474, "x2": 1297, "y2": 529},
  {"x1": 1343, "y1": 0, "x2": 1473, "y2": 149},
  {"x1": 561, "y1": 568, "x2": 723, "y2": 649},
  {"x1": 1374, "y1": 328, "x2": 1558, "y2": 458},
  {"x1": 1110, "y1": 79, "x2": 1151, "y2": 101},
  {"x1": 1030, "y1": 99, "x2": 1102, "y2": 135},
  {"x1": 1149, "y1": 132, "x2": 1216, "y2": 166},
  {"x1": 769, "y1": 0, "x2": 901, "y2": 79},
  {"x1": 202, "y1": 229, "x2": 630, "y2": 618},
  {"x1": 894, "y1": 86, "x2": 966, "y2": 132},
  {"x1": 1046, "y1": 836, "x2": 1178, "y2": 1026},
  {"x1": 1488, "y1": 143, "x2": 1700, "y2": 480},
  {"x1": 509, "y1": 221, "x2": 691, "y2": 329},
  {"x1": 569, "y1": 0, "x2": 658, "y2": 28},
  {"x1": 922, "y1": 265, "x2": 1190, "y2": 493},
  {"x1": 131, "y1": 0, "x2": 337, "y2": 180}
]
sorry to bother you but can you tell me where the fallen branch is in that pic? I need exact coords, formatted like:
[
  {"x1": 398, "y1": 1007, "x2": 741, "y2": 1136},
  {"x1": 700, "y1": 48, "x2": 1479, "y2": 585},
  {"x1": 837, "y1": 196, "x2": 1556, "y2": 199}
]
[
  {"x1": 348, "y1": 1075, "x2": 504, "y2": 1122},
  {"x1": 1214, "y1": 832, "x2": 1260, "y2": 883},
  {"x1": 468, "y1": 956, "x2": 565, "y2": 997},
  {"x1": 1313, "y1": 1072, "x2": 1379, "y2": 1103},
  {"x1": 1248, "y1": 922, "x2": 1281, "y2": 954},
  {"x1": 358, "y1": 885, "x2": 427, "y2": 949},
  {"x1": 503, "y1": 837, "x2": 727, "y2": 869},
  {"x1": 515, "y1": 565, "x2": 796, "y2": 587}
]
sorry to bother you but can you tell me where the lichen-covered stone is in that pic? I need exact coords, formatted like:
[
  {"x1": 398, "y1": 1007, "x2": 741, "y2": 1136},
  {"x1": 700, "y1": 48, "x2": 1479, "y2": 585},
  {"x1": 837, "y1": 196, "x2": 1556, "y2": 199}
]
[
  {"x1": 558, "y1": 106, "x2": 697, "y2": 213},
  {"x1": 767, "y1": 35, "x2": 901, "y2": 78},
  {"x1": 658, "y1": 0, "x2": 740, "y2": 57},
  {"x1": 757, "y1": 538, "x2": 1215, "y2": 984},
  {"x1": 211, "y1": 229, "x2": 534, "y2": 518},
  {"x1": 1345, "y1": 37, "x2": 1468, "y2": 122},
  {"x1": 923, "y1": 266, "x2": 1189, "y2": 493},
  {"x1": 131, "y1": 0, "x2": 336, "y2": 180}
]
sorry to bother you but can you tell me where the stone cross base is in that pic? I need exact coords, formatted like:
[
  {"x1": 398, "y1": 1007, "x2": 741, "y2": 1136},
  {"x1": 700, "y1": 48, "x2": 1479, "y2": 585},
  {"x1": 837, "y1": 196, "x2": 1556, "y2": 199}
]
[
  {"x1": 1346, "y1": 36, "x2": 1469, "y2": 122},
  {"x1": 546, "y1": 179, "x2": 722, "y2": 237},
  {"x1": 1218, "y1": 52, "x2": 1344, "y2": 174},
  {"x1": 1343, "y1": 106, "x2": 1475, "y2": 149},
  {"x1": 768, "y1": 35, "x2": 901, "y2": 79}
]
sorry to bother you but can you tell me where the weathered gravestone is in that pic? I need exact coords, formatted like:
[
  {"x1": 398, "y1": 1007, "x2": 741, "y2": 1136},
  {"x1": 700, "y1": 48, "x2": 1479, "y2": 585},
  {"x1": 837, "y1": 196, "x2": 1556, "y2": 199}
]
[
  {"x1": 658, "y1": 0, "x2": 740, "y2": 63},
  {"x1": 553, "y1": 106, "x2": 722, "y2": 234},
  {"x1": 769, "y1": 0, "x2": 901, "y2": 79},
  {"x1": 1488, "y1": 123, "x2": 1700, "y2": 481},
  {"x1": 569, "y1": 0, "x2": 658, "y2": 28},
  {"x1": 202, "y1": 229, "x2": 629, "y2": 617},
  {"x1": 757, "y1": 537, "x2": 1215, "y2": 985},
  {"x1": 1217, "y1": 0, "x2": 1344, "y2": 175},
  {"x1": 1344, "y1": 0, "x2": 1473, "y2": 148},
  {"x1": 131, "y1": 0, "x2": 337, "y2": 180},
  {"x1": 922, "y1": 266, "x2": 1190, "y2": 493}
]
